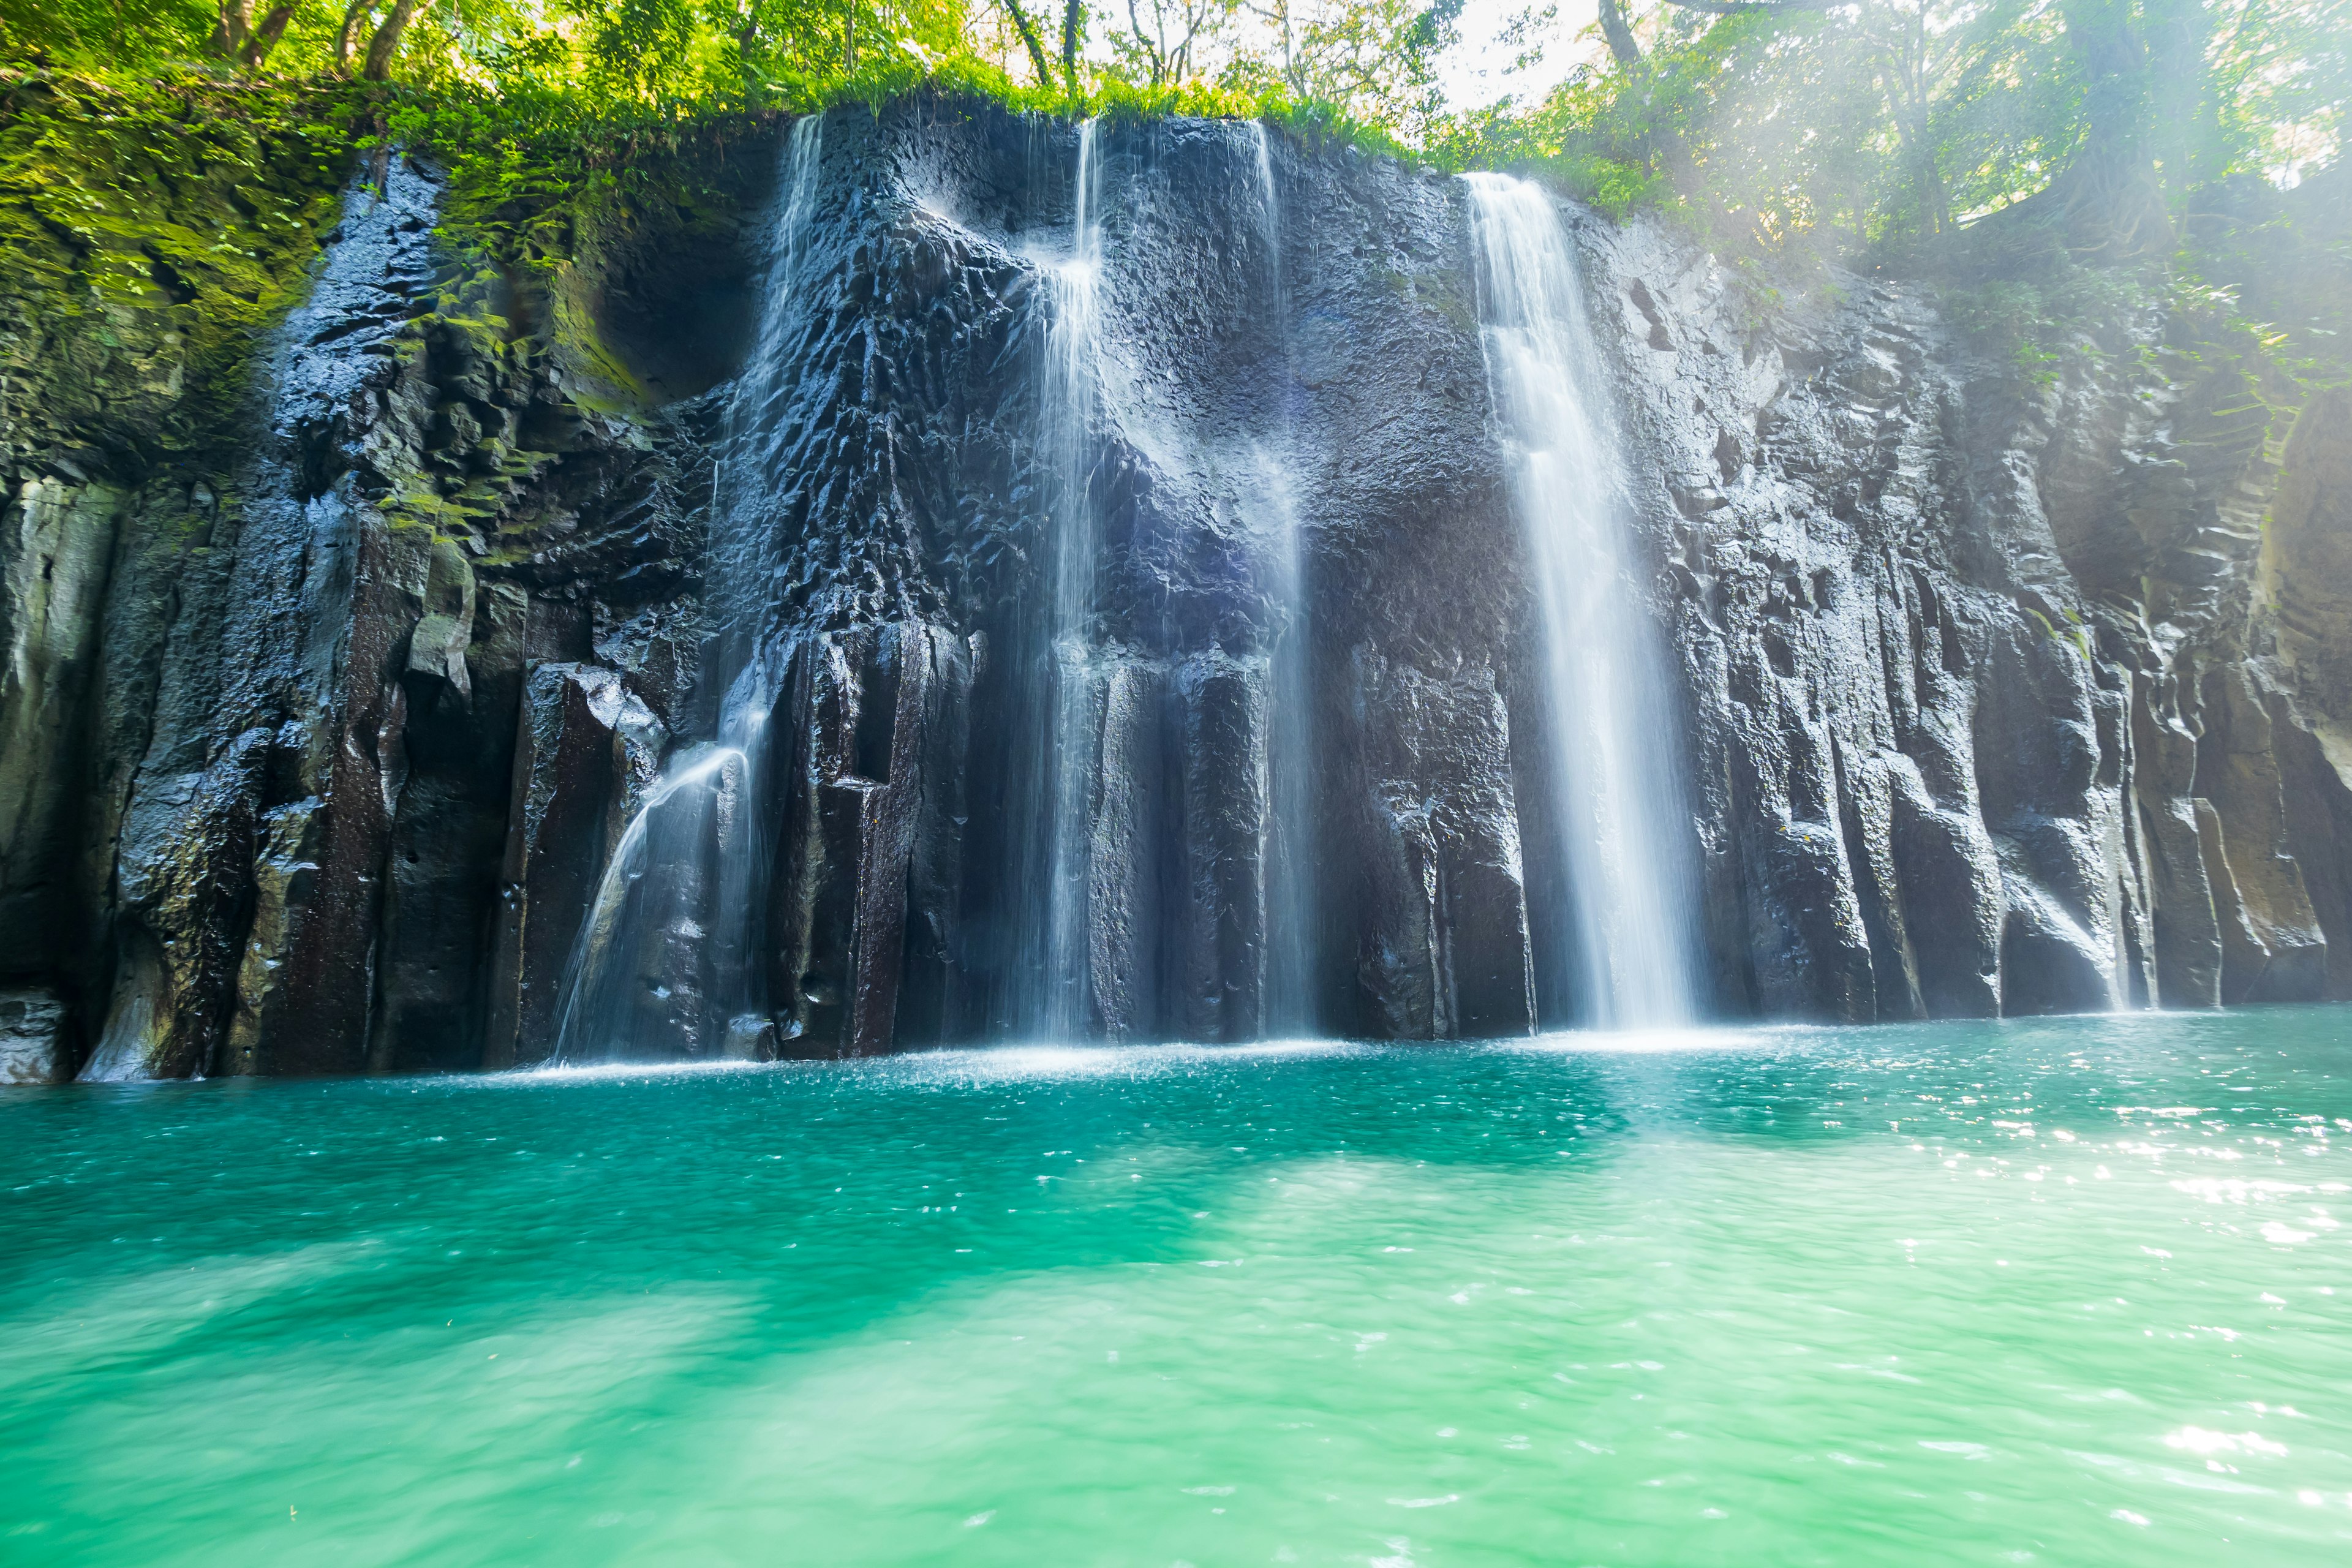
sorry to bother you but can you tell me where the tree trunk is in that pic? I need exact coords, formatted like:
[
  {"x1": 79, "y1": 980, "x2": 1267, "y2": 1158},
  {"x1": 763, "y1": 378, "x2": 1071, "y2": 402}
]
[
  {"x1": 1971, "y1": 0, "x2": 2172, "y2": 266},
  {"x1": 1602, "y1": 1, "x2": 1720, "y2": 216},
  {"x1": 1061, "y1": 0, "x2": 1084, "y2": 92},
  {"x1": 1597, "y1": 0, "x2": 1642, "y2": 68},
  {"x1": 2045, "y1": 0, "x2": 2173, "y2": 260},
  {"x1": 336, "y1": 0, "x2": 371, "y2": 69},
  {"x1": 206, "y1": 0, "x2": 254, "y2": 59},
  {"x1": 1004, "y1": 0, "x2": 1058, "y2": 87},
  {"x1": 1896, "y1": 9, "x2": 1950, "y2": 236},
  {"x1": 2141, "y1": 0, "x2": 2217, "y2": 196},
  {"x1": 238, "y1": 1, "x2": 300, "y2": 67},
  {"x1": 361, "y1": 0, "x2": 418, "y2": 81}
]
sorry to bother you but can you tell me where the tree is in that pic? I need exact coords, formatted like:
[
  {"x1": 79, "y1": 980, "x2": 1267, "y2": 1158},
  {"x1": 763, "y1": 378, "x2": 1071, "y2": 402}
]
[
  {"x1": 206, "y1": 0, "x2": 303, "y2": 67},
  {"x1": 1237, "y1": 0, "x2": 1462, "y2": 130},
  {"x1": 1112, "y1": 0, "x2": 1236, "y2": 86},
  {"x1": 1471, "y1": 0, "x2": 2333, "y2": 263},
  {"x1": 1003, "y1": 0, "x2": 1061, "y2": 85}
]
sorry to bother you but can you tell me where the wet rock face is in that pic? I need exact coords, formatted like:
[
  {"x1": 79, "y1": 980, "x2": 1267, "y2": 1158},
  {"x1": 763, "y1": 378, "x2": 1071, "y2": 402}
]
[
  {"x1": 5, "y1": 96, "x2": 2350, "y2": 1076},
  {"x1": 0, "y1": 990, "x2": 68, "y2": 1084},
  {"x1": 0, "y1": 478, "x2": 119, "y2": 967},
  {"x1": 4, "y1": 151, "x2": 718, "y2": 1080},
  {"x1": 1585, "y1": 214, "x2": 2352, "y2": 1022},
  {"x1": 703, "y1": 108, "x2": 1521, "y2": 1047}
]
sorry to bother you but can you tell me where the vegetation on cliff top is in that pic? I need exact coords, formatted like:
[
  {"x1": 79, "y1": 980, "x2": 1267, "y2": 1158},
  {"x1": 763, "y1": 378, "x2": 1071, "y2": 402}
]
[
  {"x1": 5, "y1": 1, "x2": 2343, "y2": 262},
  {"x1": 0, "y1": 2, "x2": 2344, "y2": 477},
  {"x1": 0, "y1": 69, "x2": 355, "y2": 473},
  {"x1": 6, "y1": 1, "x2": 2346, "y2": 263}
]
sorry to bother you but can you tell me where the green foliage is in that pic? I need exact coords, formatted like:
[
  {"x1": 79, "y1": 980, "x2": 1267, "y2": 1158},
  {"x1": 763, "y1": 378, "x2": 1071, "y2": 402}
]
[
  {"x1": 1, "y1": 0, "x2": 2343, "y2": 443},
  {"x1": 0, "y1": 0, "x2": 222, "y2": 67},
  {"x1": 0, "y1": 66, "x2": 357, "y2": 468},
  {"x1": 1438, "y1": 0, "x2": 2347, "y2": 267},
  {"x1": 1211, "y1": 0, "x2": 1463, "y2": 137},
  {"x1": 2, "y1": 0, "x2": 2341, "y2": 230},
  {"x1": 0, "y1": 0, "x2": 1460, "y2": 151}
]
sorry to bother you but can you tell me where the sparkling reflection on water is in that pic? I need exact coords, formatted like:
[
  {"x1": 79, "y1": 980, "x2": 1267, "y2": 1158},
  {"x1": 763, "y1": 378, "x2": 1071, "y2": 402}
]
[{"x1": 4, "y1": 1009, "x2": 2351, "y2": 1565}]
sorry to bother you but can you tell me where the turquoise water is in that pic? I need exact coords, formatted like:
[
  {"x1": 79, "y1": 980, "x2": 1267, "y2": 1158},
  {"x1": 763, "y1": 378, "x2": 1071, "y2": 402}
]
[{"x1": 4, "y1": 1011, "x2": 2351, "y2": 1566}]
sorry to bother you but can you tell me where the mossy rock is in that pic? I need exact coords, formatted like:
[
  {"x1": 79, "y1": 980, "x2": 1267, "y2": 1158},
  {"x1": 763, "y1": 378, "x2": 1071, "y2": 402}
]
[{"x1": 0, "y1": 69, "x2": 361, "y2": 478}]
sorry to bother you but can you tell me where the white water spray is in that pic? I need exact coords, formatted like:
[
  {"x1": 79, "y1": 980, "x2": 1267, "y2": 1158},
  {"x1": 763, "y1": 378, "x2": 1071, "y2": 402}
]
[{"x1": 1463, "y1": 173, "x2": 1700, "y2": 1029}]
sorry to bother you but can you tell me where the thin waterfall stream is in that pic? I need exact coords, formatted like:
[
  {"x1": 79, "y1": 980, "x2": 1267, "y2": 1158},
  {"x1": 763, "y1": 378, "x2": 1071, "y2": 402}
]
[
  {"x1": 1039, "y1": 119, "x2": 1106, "y2": 1042},
  {"x1": 1252, "y1": 122, "x2": 1316, "y2": 1037},
  {"x1": 551, "y1": 119, "x2": 827, "y2": 1065},
  {"x1": 1464, "y1": 173, "x2": 1701, "y2": 1029}
]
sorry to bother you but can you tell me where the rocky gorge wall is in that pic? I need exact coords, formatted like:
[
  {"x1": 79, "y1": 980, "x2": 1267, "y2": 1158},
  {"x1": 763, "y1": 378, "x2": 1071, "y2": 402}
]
[{"x1": 4, "y1": 94, "x2": 2348, "y2": 1080}]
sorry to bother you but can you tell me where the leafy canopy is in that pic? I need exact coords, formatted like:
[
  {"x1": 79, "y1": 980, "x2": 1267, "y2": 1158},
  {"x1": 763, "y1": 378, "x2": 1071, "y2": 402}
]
[
  {"x1": 0, "y1": 0, "x2": 2342, "y2": 270},
  {"x1": 1439, "y1": 0, "x2": 2348, "y2": 262}
]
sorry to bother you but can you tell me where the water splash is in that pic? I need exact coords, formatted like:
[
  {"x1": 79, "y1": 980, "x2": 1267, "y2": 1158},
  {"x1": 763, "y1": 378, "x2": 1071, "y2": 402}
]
[{"x1": 1463, "y1": 173, "x2": 1700, "y2": 1029}]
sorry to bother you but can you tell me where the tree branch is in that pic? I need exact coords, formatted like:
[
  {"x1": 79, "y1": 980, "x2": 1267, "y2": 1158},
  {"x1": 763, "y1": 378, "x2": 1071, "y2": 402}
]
[
  {"x1": 361, "y1": 0, "x2": 417, "y2": 81},
  {"x1": 334, "y1": 0, "x2": 371, "y2": 69},
  {"x1": 238, "y1": 1, "x2": 300, "y2": 67},
  {"x1": 1003, "y1": 0, "x2": 1059, "y2": 86},
  {"x1": 1597, "y1": 0, "x2": 1642, "y2": 66},
  {"x1": 206, "y1": 0, "x2": 252, "y2": 59},
  {"x1": 1659, "y1": 0, "x2": 1833, "y2": 13}
]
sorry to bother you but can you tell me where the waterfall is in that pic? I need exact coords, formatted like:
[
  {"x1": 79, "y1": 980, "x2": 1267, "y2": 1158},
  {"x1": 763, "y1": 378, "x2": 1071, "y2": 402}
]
[
  {"x1": 1252, "y1": 123, "x2": 1316, "y2": 1037},
  {"x1": 1463, "y1": 173, "x2": 1700, "y2": 1030},
  {"x1": 551, "y1": 118, "x2": 827, "y2": 1065},
  {"x1": 1034, "y1": 119, "x2": 1106, "y2": 1041}
]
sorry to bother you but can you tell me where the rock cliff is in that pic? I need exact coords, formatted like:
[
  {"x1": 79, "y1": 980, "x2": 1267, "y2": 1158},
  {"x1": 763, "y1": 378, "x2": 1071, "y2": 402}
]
[{"x1": 3, "y1": 95, "x2": 2346, "y2": 1079}]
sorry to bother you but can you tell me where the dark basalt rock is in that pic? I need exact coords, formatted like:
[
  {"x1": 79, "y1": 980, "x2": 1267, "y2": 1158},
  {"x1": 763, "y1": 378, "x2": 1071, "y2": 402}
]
[
  {"x1": 0, "y1": 989, "x2": 67, "y2": 1084},
  {"x1": 5, "y1": 96, "x2": 2350, "y2": 1077},
  {"x1": 3, "y1": 149, "x2": 716, "y2": 1080}
]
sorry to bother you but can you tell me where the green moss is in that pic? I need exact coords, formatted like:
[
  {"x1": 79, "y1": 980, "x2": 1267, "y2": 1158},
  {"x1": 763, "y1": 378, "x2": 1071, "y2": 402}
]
[
  {"x1": 1, "y1": 55, "x2": 1428, "y2": 480},
  {"x1": 0, "y1": 67, "x2": 361, "y2": 475}
]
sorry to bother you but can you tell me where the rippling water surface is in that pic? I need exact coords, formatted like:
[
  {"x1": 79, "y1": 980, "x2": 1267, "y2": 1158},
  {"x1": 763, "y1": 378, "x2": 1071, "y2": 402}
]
[{"x1": 6, "y1": 1010, "x2": 2351, "y2": 1565}]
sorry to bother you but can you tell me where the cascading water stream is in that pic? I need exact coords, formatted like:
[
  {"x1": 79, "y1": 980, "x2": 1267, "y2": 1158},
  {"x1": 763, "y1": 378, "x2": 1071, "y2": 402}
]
[
  {"x1": 1463, "y1": 173, "x2": 1700, "y2": 1030},
  {"x1": 551, "y1": 118, "x2": 826, "y2": 1064},
  {"x1": 1251, "y1": 122, "x2": 1316, "y2": 1037},
  {"x1": 1038, "y1": 120, "x2": 1106, "y2": 1041},
  {"x1": 557, "y1": 132, "x2": 1692, "y2": 1057}
]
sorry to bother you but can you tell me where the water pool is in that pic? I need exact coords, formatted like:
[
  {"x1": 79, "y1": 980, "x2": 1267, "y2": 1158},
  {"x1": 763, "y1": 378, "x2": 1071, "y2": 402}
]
[{"x1": 4, "y1": 1009, "x2": 2350, "y2": 1566}]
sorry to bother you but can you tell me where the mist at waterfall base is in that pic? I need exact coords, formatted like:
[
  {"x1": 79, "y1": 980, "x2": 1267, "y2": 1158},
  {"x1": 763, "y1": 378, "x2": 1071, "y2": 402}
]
[{"x1": 8, "y1": 1010, "x2": 2352, "y2": 1565}]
